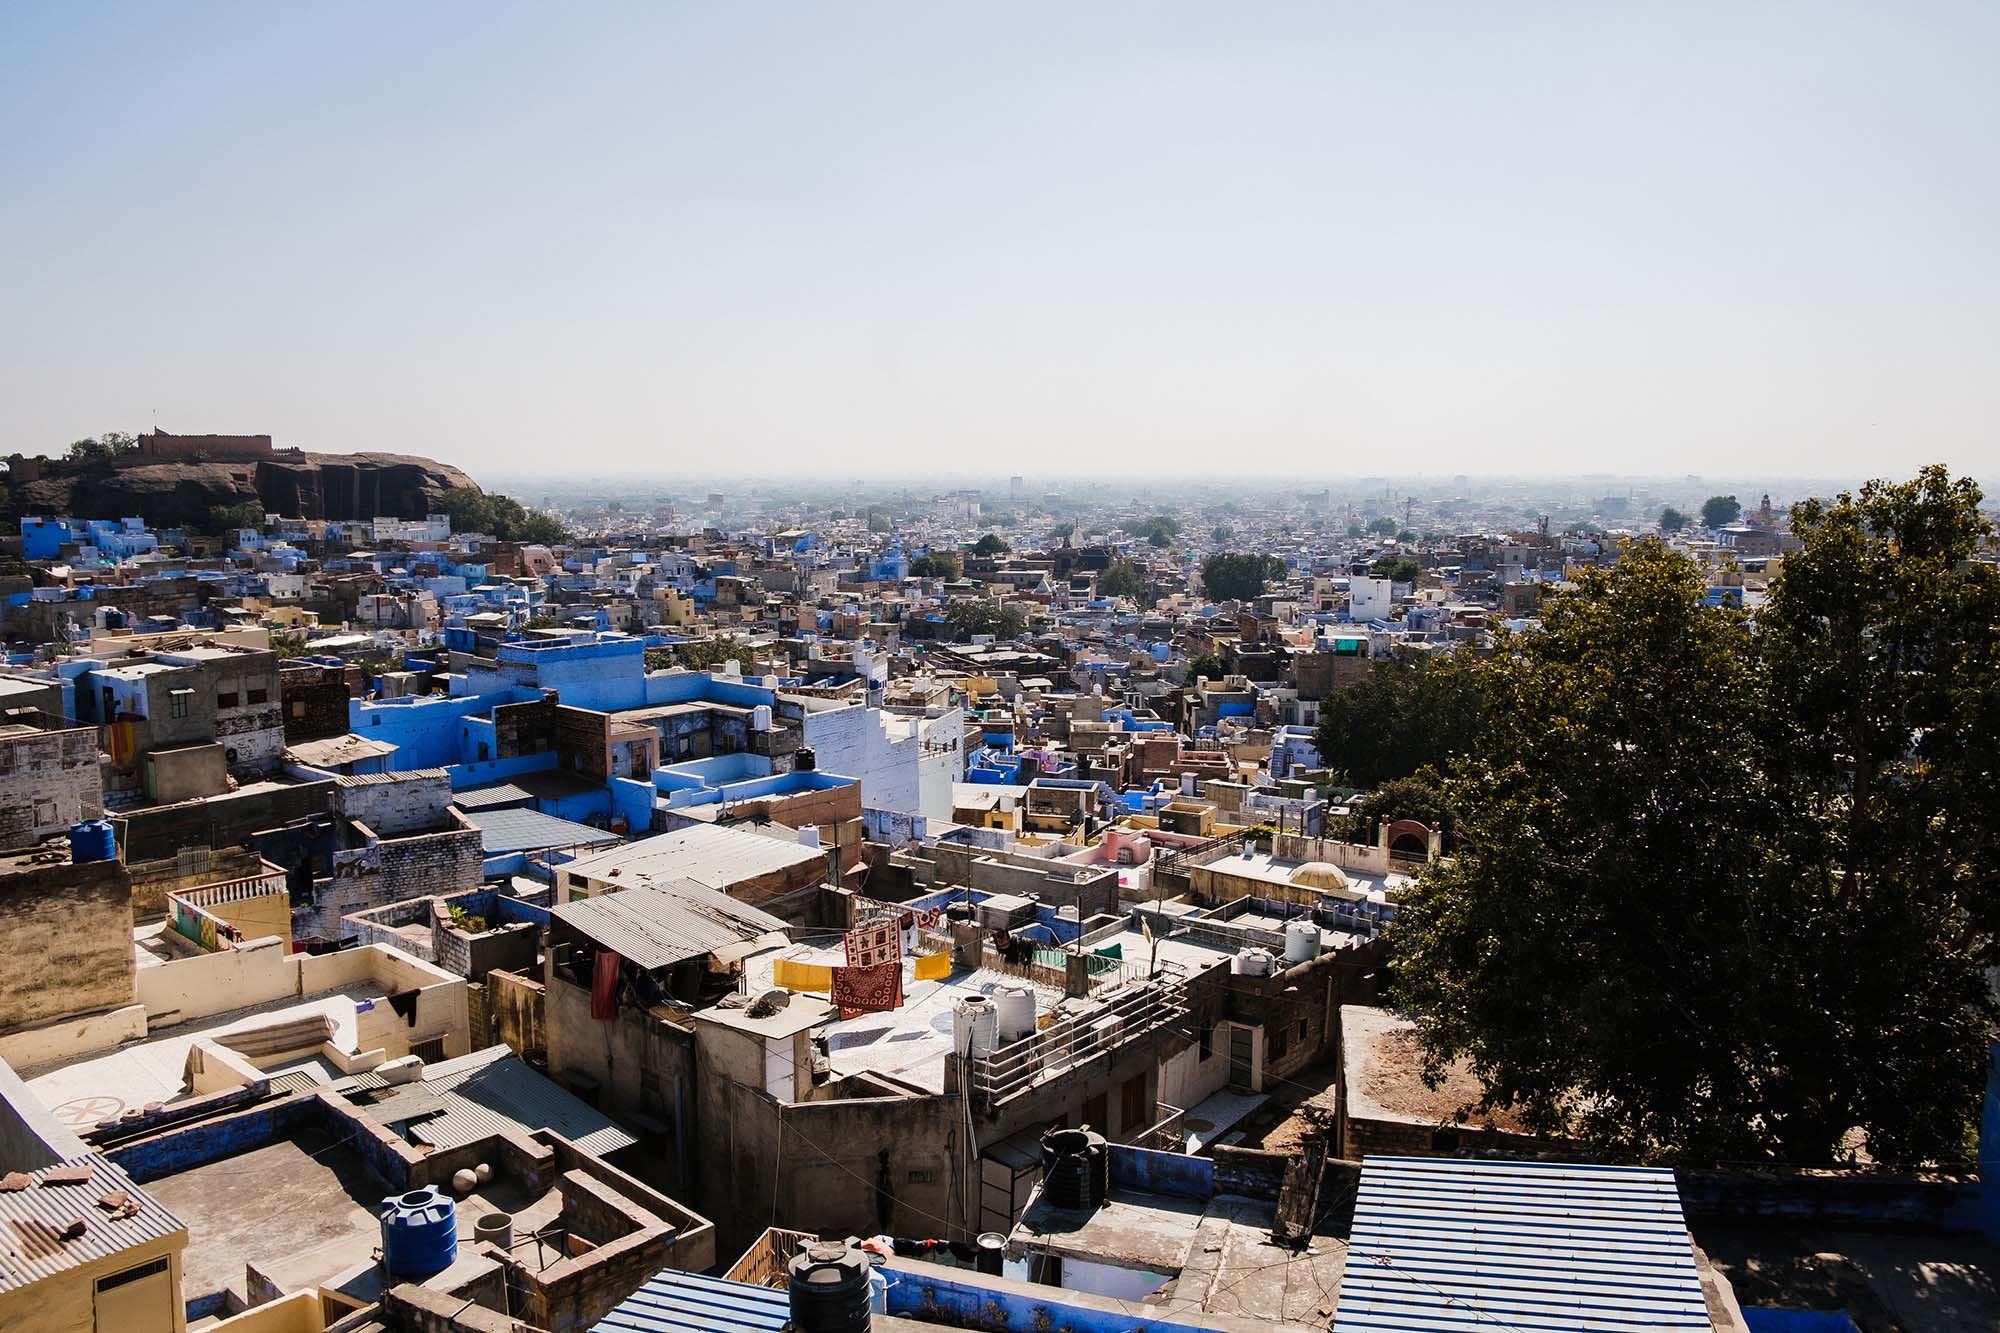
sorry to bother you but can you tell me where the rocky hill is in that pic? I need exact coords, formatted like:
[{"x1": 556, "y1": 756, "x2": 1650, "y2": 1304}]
[{"x1": 5, "y1": 448, "x2": 478, "y2": 529}]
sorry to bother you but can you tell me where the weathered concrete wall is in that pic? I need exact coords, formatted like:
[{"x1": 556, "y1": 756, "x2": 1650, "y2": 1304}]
[
  {"x1": 543, "y1": 972, "x2": 695, "y2": 1186},
  {"x1": 488, "y1": 969, "x2": 546, "y2": 1066},
  {"x1": 0, "y1": 856, "x2": 133, "y2": 1032},
  {"x1": 0, "y1": 726, "x2": 101, "y2": 845},
  {"x1": 278, "y1": 665, "x2": 350, "y2": 743},
  {"x1": 128, "y1": 847, "x2": 270, "y2": 922},
  {"x1": 119, "y1": 777, "x2": 334, "y2": 862},
  {"x1": 333, "y1": 770, "x2": 452, "y2": 837}
]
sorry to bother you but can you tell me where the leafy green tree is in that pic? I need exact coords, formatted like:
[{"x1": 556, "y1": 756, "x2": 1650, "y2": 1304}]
[
  {"x1": 65, "y1": 432, "x2": 138, "y2": 463},
  {"x1": 1368, "y1": 555, "x2": 1421, "y2": 584},
  {"x1": 1346, "y1": 523, "x2": 1365, "y2": 538},
  {"x1": 1126, "y1": 515, "x2": 1181, "y2": 547},
  {"x1": 1395, "y1": 529, "x2": 1418, "y2": 544},
  {"x1": 1186, "y1": 652, "x2": 1225, "y2": 681},
  {"x1": 1313, "y1": 653, "x2": 1483, "y2": 787},
  {"x1": 867, "y1": 510, "x2": 891, "y2": 533},
  {"x1": 909, "y1": 552, "x2": 959, "y2": 579},
  {"x1": 1047, "y1": 521, "x2": 1075, "y2": 541},
  {"x1": 971, "y1": 533, "x2": 1009, "y2": 557},
  {"x1": 1659, "y1": 506, "x2": 1688, "y2": 532},
  {"x1": 445, "y1": 488, "x2": 571, "y2": 544},
  {"x1": 1211, "y1": 524, "x2": 1232, "y2": 542},
  {"x1": 1339, "y1": 775, "x2": 1456, "y2": 843},
  {"x1": 942, "y1": 600, "x2": 1026, "y2": 641},
  {"x1": 1701, "y1": 494, "x2": 1742, "y2": 528},
  {"x1": 1097, "y1": 558, "x2": 1145, "y2": 601},
  {"x1": 1393, "y1": 477, "x2": 2000, "y2": 1165},
  {"x1": 1367, "y1": 516, "x2": 1399, "y2": 536},
  {"x1": 205, "y1": 502, "x2": 266, "y2": 535},
  {"x1": 679, "y1": 637, "x2": 747, "y2": 671},
  {"x1": 1200, "y1": 552, "x2": 1281, "y2": 602}
]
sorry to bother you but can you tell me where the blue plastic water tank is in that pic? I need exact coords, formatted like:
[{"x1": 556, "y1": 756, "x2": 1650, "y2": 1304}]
[
  {"x1": 380, "y1": 1187, "x2": 458, "y2": 1278},
  {"x1": 68, "y1": 821, "x2": 116, "y2": 864}
]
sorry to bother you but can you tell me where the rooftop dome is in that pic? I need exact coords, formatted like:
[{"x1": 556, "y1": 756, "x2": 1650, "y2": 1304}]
[{"x1": 1288, "y1": 861, "x2": 1350, "y2": 890}]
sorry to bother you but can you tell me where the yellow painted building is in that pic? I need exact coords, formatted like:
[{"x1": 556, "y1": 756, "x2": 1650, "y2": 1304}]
[{"x1": 0, "y1": 1155, "x2": 188, "y2": 1333}]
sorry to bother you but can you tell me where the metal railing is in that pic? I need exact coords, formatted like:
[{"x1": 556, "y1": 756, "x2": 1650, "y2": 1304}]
[
  {"x1": 965, "y1": 971, "x2": 1189, "y2": 1113},
  {"x1": 1129, "y1": 1102, "x2": 1187, "y2": 1152}
]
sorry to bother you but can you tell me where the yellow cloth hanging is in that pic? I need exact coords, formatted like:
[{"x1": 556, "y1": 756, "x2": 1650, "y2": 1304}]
[
  {"x1": 913, "y1": 952, "x2": 951, "y2": 981},
  {"x1": 774, "y1": 959, "x2": 834, "y2": 993}
]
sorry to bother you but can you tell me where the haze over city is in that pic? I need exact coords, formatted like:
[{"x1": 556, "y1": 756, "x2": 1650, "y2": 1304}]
[{"x1": 5, "y1": 3, "x2": 1999, "y2": 480}]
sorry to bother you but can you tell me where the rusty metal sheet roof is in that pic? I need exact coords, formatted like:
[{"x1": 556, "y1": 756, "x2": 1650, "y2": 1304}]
[{"x1": 0, "y1": 1155, "x2": 184, "y2": 1293}]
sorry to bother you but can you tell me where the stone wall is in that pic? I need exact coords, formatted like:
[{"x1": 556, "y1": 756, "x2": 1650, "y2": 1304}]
[
  {"x1": 119, "y1": 777, "x2": 334, "y2": 862},
  {"x1": 0, "y1": 726, "x2": 101, "y2": 845},
  {"x1": 333, "y1": 770, "x2": 452, "y2": 837},
  {"x1": 553, "y1": 705, "x2": 610, "y2": 780},
  {"x1": 0, "y1": 856, "x2": 133, "y2": 1032},
  {"x1": 488, "y1": 969, "x2": 546, "y2": 1066},
  {"x1": 279, "y1": 665, "x2": 350, "y2": 743}
]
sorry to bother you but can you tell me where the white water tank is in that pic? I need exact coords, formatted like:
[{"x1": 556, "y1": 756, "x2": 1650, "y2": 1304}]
[
  {"x1": 1283, "y1": 919, "x2": 1320, "y2": 964},
  {"x1": 953, "y1": 995, "x2": 999, "y2": 1058},
  {"x1": 1232, "y1": 948, "x2": 1275, "y2": 977},
  {"x1": 751, "y1": 704, "x2": 772, "y2": 731},
  {"x1": 993, "y1": 987, "x2": 1036, "y2": 1043}
]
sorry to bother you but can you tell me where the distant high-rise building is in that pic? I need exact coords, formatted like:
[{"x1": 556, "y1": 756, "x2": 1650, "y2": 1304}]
[{"x1": 1010, "y1": 475, "x2": 1024, "y2": 503}]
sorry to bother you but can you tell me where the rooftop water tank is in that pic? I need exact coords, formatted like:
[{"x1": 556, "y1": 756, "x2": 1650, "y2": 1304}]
[
  {"x1": 68, "y1": 821, "x2": 115, "y2": 864},
  {"x1": 953, "y1": 995, "x2": 998, "y2": 1059},
  {"x1": 1283, "y1": 919, "x2": 1321, "y2": 964},
  {"x1": 1039, "y1": 1127, "x2": 1109, "y2": 1210},
  {"x1": 380, "y1": 1187, "x2": 457, "y2": 1279},
  {"x1": 993, "y1": 987, "x2": 1035, "y2": 1043},
  {"x1": 1232, "y1": 948, "x2": 1275, "y2": 977},
  {"x1": 795, "y1": 747, "x2": 817, "y2": 772},
  {"x1": 788, "y1": 1242, "x2": 872, "y2": 1333}
]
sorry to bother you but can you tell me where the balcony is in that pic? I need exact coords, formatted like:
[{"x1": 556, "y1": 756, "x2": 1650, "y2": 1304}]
[{"x1": 964, "y1": 970, "x2": 1189, "y2": 1114}]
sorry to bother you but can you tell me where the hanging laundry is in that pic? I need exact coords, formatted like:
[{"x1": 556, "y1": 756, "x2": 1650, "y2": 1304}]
[
  {"x1": 774, "y1": 958, "x2": 835, "y2": 993},
  {"x1": 385, "y1": 989, "x2": 420, "y2": 1027},
  {"x1": 590, "y1": 949, "x2": 622, "y2": 1020},
  {"x1": 830, "y1": 962, "x2": 902, "y2": 1019},
  {"x1": 913, "y1": 952, "x2": 951, "y2": 982}
]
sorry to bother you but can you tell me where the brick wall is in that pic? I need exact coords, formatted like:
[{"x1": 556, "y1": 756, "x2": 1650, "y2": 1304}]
[
  {"x1": 0, "y1": 857, "x2": 133, "y2": 1031},
  {"x1": 493, "y1": 696, "x2": 557, "y2": 759},
  {"x1": 334, "y1": 770, "x2": 452, "y2": 837},
  {"x1": 278, "y1": 665, "x2": 349, "y2": 743},
  {"x1": 374, "y1": 822, "x2": 483, "y2": 901},
  {"x1": 0, "y1": 727, "x2": 101, "y2": 845},
  {"x1": 553, "y1": 705, "x2": 610, "y2": 780}
]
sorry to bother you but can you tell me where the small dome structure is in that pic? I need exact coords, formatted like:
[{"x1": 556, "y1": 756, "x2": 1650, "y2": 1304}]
[{"x1": 1288, "y1": 861, "x2": 1350, "y2": 890}]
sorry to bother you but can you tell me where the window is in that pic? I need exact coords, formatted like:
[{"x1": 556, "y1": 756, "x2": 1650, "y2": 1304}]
[
  {"x1": 33, "y1": 798, "x2": 56, "y2": 827},
  {"x1": 97, "y1": 1257, "x2": 169, "y2": 1291},
  {"x1": 169, "y1": 690, "x2": 191, "y2": 719},
  {"x1": 247, "y1": 687, "x2": 268, "y2": 705},
  {"x1": 217, "y1": 691, "x2": 239, "y2": 709},
  {"x1": 477, "y1": 742, "x2": 491, "y2": 761},
  {"x1": 1198, "y1": 1023, "x2": 1215, "y2": 1062},
  {"x1": 291, "y1": 700, "x2": 306, "y2": 718},
  {"x1": 1082, "y1": 1091, "x2": 1107, "y2": 1132},
  {"x1": 411, "y1": 1036, "x2": 447, "y2": 1063}
]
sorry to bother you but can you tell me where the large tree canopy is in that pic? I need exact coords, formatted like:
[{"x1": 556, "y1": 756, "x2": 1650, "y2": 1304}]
[
  {"x1": 1201, "y1": 552, "x2": 1283, "y2": 602},
  {"x1": 1393, "y1": 469, "x2": 2000, "y2": 1166},
  {"x1": 1313, "y1": 653, "x2": 1484, "y2": 787}
]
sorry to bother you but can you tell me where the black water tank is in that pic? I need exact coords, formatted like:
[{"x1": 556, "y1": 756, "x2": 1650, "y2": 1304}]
[
  {"x1": 795, "y1": 746, "x2": 817, "y2": 771},
  {"x1": 1039, "y1": 1128, "x2": 1109, "y2": 1210},
  {"x1": 787, "y1": 1242, "x2": 871, "y2": 1333}
]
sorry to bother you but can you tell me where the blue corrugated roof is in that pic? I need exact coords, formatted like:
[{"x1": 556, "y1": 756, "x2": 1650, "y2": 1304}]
[
  {"x1": 1333, "y1": 1156, "x2": 1711, "y2": 1333},
  {"x1": 462, "y1": 806, "x2": 622, "y2": 855},
  {"x1": 591, "y1": 1267, "x2": 788, "y2": 1333}
]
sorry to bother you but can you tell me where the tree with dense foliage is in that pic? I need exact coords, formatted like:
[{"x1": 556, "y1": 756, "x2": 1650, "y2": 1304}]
[
  {"x1": 1186, "y1": 652, "x2": 1225, "y2": 681},
  {"x1": 1393, "y1": 472, "x2": 2000, "y2": 1165},
  {"x1": 677, "y1": 637, "x2": 748, "y2": 671},
  {"x1": 1200, "y1": 552, "x2": 1282, "y2": 602},
  {"x1": 205, "y1": 502, "x2": 266, "y2": 536},
  {"x1": 942, "y1": 600, "x2": 1026, "y2": 641},
  {"x1": 1047, "y1": 521, "x2": 1075, "y2": 541},
  {"x1": 1367, "y1": 516, "x2": 1399, "y2": 536},
  {"x1": 444, "y1": 488, "x2": 570, "y2": 544},
  {"x1": 1368, "y1": 555, "x2": 1421, "y2": 584},
  {"x1": 1339, "y1": 775, "x2": 1456, "y2": 844},
  {"x1": 65, "y1": 432, "x2": 138, "y2": 463},
  {"x1": 1700, "y1": 494, "x2": 1742, "y2": 528},
  {"x1": 1312, "y1": 653, "x2": 1484, "y2": 787},
  {"x1": 1097, "y1": 558, "x2": 1145, "y2": 601},
  {"x1": 1127, "y1": 515, "x2": 1181, "y2": 548},
  {"x1": 908, "y1": 552, "x2": 959, "y2": 579},
  {"x1": 1659, "y1": 506, "x2": 1688, "y2": 532},
  {"x1": 971, "y1": 533, "x2": 1009, "y2": 557}
]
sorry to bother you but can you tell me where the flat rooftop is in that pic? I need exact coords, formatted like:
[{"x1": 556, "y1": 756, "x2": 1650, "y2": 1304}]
[
  {"x1": 145, "y1": 1122, "x2": 565, "y2": 1311},
  {"x1": 22, "y1": 982, "x2": 385, "y2": 1132},
  {"x1": 1340, "y1": 1006, "x2": 1532, "y2": 1133},
  {"x1": 1202, "y1": 848, "x2": 1408, "y2": 899},
  {"x1": 1695, "y1": 1223, "x2": 2000, "y2": 1332}
]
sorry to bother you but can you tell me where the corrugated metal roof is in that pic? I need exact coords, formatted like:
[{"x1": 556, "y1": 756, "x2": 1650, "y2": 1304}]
[
  {"x1": 560, "y1": 823, "x2": 824, "y2": 894},
  {"x1": 0, "y1": 1155, "x2": 185, "y2": 1293},
  {"x1": 449, "y1": 782, "x2": 534, "y2": 810},
  {"x1": 591, "y1": 1266, "x2": 788, "y2": 1333},
  {"x1": 550, "y1": 881, "x2": 787, "y2": 971},
  {"x1": 352, "y1": 1047, "x2": 636, "y2": 1157},
  {"x1": 462, "y1": 807, "x2": 623, "y2": 855},
  {"x1": 1334, "y1": 1156, "x2": 1711, "y2": 1333}
]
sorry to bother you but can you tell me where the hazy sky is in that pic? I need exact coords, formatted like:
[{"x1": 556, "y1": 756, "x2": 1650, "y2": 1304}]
[{"x1": 3, "y1": 4, "x2": 1996, "y2": 483}]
